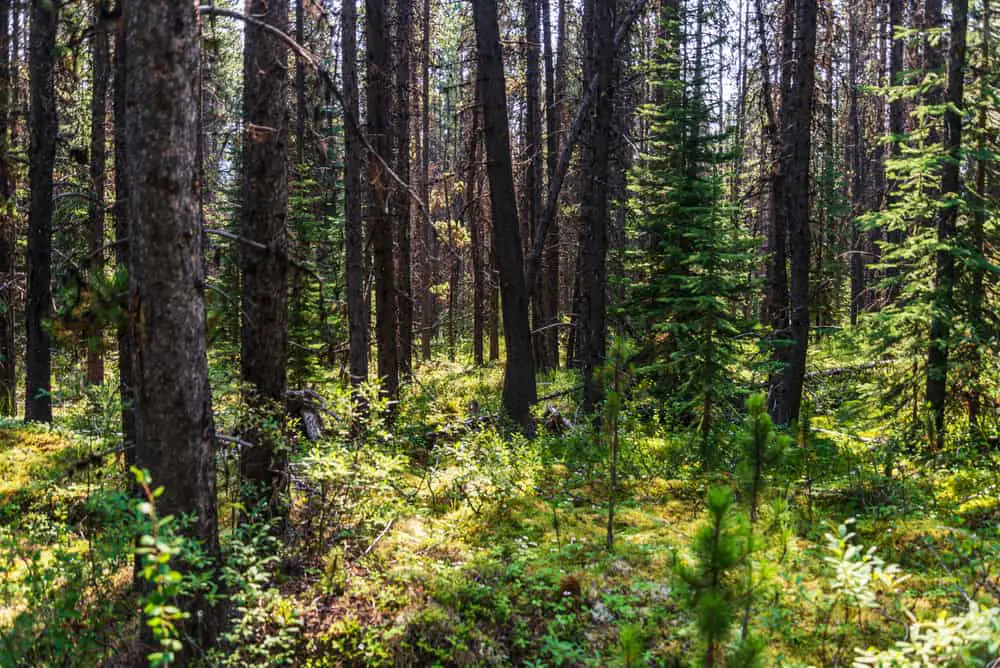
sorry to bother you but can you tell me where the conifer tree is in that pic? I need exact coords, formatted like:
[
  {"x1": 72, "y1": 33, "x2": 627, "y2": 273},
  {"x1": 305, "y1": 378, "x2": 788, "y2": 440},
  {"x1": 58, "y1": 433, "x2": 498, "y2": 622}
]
[
  {"x1": 738, "y1": 393, "x2": 789, "y2": 522},
  {"x1": 678, "y1": 486, "x2": 763, "y2": 667},
  {"x1": 628, "y1": 0, "x2": 754, "y2": 464}
]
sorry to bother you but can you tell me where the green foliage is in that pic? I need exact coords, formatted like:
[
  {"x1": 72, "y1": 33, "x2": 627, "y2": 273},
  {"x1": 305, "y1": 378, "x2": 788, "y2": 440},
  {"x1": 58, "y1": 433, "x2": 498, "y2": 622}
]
[
  {"x1": 212, "y1": 516, "x2": 302, "y2": 666},
  {"x1": 626, "y1": 9, "x2": 756, "y2": 456},
  {"x1": 736, "y1": 393, "x2": 790, "y2": 520},
  {"x1": 677, "y1": 486, "x2": 752, "y2": 666}
]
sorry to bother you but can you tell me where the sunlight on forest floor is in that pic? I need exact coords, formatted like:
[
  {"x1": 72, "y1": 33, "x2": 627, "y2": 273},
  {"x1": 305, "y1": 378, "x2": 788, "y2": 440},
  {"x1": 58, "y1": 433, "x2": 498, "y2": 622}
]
[{"x1": 1, "y1": 345, "x2": 999, "y2": 666}]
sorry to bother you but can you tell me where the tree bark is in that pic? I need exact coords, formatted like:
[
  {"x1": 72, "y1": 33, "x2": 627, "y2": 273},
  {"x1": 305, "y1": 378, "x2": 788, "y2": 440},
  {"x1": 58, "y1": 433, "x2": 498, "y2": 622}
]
[
  {"x1": 114, "y1": 0, "x2": 136, "y2": 464},
  {"x1": 420, "y1": 0, "x2": 433, "y2": 361},
  {"x1": 577, "y1": 0, "x2": 614, "y2": 413},
  {"x1": 524, "y1": 0, "x2": 546, "y2": 368},
  {"x1": 768, "y1": 0, "x2": 817, "y2": 425},
  {"x1": 539, "y1": 0, "x2": 562, "y2": 370},
  {"x1": 847, "y1": 0, "x2": 865, "y2": 325},
  {"x1": 241, "y1": 0, "x2": 290, "y2": 509},
  {"x1": 343, "y1": 0, "x2": 369, "y2": 389},
  {"x1": 925, "y1": 0, "x2": 966, "y2": 449},
  {"x1": 395, "y1": 0, "x2": 413, "y2": 377},
  {"x1": 295, "y1": 0, "x2": 306, "y2": 164},
  {"x1": 968, "y1": 0, "x2": 989, "y2": 427},
  {"x1": 469, "y1": 93, "x2": 485, "y2": 367},
  {"x1": 25, "y1": 0, "x2": 57, "y2": 423},
  {"x1": 472, "y1": 0, "x2": 537, "y2": 430},
  {"x1": 369, "y1": 0, "x2": 399, "y2": 401},
  {"x1": 125, "y1": 0, "x2": 222, "y2": 652},
  {"x1": 0, "y1": 0, "x2": 16, "y2": 416},
  {"x1": 87, "y1": 0, "x2": 110, "y2": 386}
]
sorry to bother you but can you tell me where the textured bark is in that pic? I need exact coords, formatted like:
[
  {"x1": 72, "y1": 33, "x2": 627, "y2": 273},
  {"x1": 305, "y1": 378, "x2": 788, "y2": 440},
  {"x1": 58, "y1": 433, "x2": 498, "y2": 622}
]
[
  {"x1": 295, "y1": 0, "x2": 306, "y2": 163},
  {"x1": 469, "y1": 96, "x2": 485, "y2": 367},
  {"x1": 577, "y1": 0, "x2": 614, "y2": 413},
  {"x1": 768, "y1": 0, "x2": 816, "y2": 425},
  {"x1": 524, "y1": 0, "x2": 545, "y2": 368},
  {"x1": 420, "y1": 0, "x2": 433, "y2": 361},
  {"x1": 968, "y1": 0, "x2": 989, "y2": 426},
  {"x1": 241, "y1": 0, "x2": 289, "y2": 507},
  {"x1": 87, "y1": 1, "x2": 110, "y2": 386},
  {"x1": 925, "y1": 0, "x2": 966, "y2": 449},
  {"x1": 25, "y1": 0, "x2": 57, "y2": 423},
  {"x1": 125, "y1": 0, "x2": 221, "y2": 652},
  {"x1": 113, "y1": 2, "x2": 135, "y2": 464},
  {"x1": 847, "y1": 0, "x2": 865, "y2": 325},
  {"x1": 884, "y1": 0, "x2": 904, "y2": 302},
  {"x1": 343, "y1": 0, "x2": 369, "y2": 388},
  {"x1": 368, "y1": 0, "x2": 399, "y2": 400},
  {"x1": 0, "y1": 0, "x2": 16, "y2": 416},
  {"x1": 539, "y1": 0, "x2": 561, "y2": 370},
  {"x1": 472, "y1": 0, "x2": 537, "y2": 430},
  {"x1": 394, "y1": 0, "x2": 413, "y2": 377}
]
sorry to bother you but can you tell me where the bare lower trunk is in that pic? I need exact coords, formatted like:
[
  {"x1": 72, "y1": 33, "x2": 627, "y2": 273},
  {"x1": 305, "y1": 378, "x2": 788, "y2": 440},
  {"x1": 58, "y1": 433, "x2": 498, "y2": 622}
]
[{"x1": 25, "y1": 0, "x2": 57, "y2": 423}]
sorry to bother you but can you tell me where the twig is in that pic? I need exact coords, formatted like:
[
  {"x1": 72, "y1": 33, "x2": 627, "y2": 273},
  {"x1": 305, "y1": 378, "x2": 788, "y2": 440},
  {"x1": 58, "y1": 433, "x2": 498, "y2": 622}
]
[
  {"x1": 533, "y1": 385, "x2": 583, "y2": 404},
  {"x1": 361, "y1": 517, "x2": 395, "y2": 557}
]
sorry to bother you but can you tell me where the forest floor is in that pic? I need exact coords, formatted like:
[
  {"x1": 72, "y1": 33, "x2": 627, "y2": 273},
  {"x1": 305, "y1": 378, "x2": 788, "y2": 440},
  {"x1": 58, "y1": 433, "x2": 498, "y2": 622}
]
[{"x1": 1, "y1": 342, "x2": 999, "y2": 666}]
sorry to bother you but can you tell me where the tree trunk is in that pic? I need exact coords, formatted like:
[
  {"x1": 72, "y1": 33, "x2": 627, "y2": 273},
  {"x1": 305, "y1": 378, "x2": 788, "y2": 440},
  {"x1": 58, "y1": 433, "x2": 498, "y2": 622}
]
[
  {"x1": 768, "y1": 0, "x2": 816, "y2": 425},
  {"x1": 25, "y1": 0, "x2": 57, "y2": 423},
  {"x1": 295, "y1": 0, "x2": 306, "y2": 164},
  {"x1": 469, "y1": 93, "x2": 485, "y2": 367},
  {"x1": 241, "y1": 0, "x2": 290, "y2": 510},
  {"x1": 524, "y1": 0, "x2": 546, "y2": 369},
  {"x1": 925, "y1": 0, "x2": 966, "y2": 449},
  {"x1": 368, "y1": 0, "x2": 399, "y2": 401},
  {"x1": 577, "y1": 0, "x2": 614, "y2": 412},
  {"x1": 420, "y1": 0, "x2": 433, "y2": 361},
  {"x1": 344, "y1": 0, "x2": 369, "y2": 389},
  {"x1": 968, "y1": 0, "x2": 989, "y2": 427},
  {"x1": 87, "y1": 0, "x2": 110, "y2": 386},
  {"x1": 539, "y1": 0, "x2": 562, "y2": 370},
  {"x1": 847, "y1": 0, "x2": 865, "y2": 325},
  {"x1": 884, "y1": 0, "x2": 904, "y2": 303},
  {"x1": 472, "y1": 0, "x2": 537, "y2": 430},
  {"x1": 125, "y1": 0, "x2": 222, "y2": 652},
  {"x1": 0, "y1": 0, "x2": 16, "y2": 416},
  {"x1": 114, "y1": 0, "x2": 136, "y2": 463},
  {"x1": 395, "y1": 0, "x2": 413, "y2": 377}
]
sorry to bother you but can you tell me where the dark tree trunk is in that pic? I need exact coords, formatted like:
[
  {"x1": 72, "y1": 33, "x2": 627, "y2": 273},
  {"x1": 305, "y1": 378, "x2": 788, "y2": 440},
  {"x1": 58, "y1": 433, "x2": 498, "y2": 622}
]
[
  {"x1": 847, "y1": 0, "x2": 865, "y2": 325},
  {"x1": 768, "y1": 0, "x2": 817, "y2": 425},
  {"x1": 295, "y1": 0, "x2": 306, "y2": 164},
  {"x1": 344, "y1": 0, "x2": 368, "y2": 388},
  {"x1": 368, "y1": 0, "x2": 399, "y2": 401},
  {"x1": 87, "y1": 0, "x2": 110, "y2": 386},
  {"x1": 968, "y1": 0, "x2": 989, "y2": 427},
  {"x1": 395, "y1": 0, "x2": 413, "y2": 377},
  {"x1": 577, "y1": 0, "x2": 614, "y2": 413},
  {"x1": 25, "y1": 0, "x2": 57, "y2": 423},
  {"x1": 469, "y1": 94, "x2": 485, "y2": 367},
  {"x1": 241, "y1": 0, "x2": 289, "y2": 510},
  {"x1": 124, "y1": 0, "x2": 222, "y2": 651},
  {"x1": 0, "y1": 0, "x2": 16, "y2": 416},
  {"x1": 472, "y1": 0, "x2": 537, "y2": 430},
  {"x1": 420, "y1": 0, "x2": 433, "y2": 361},
  {"x1": 885, "y1": 0, "x2": 904, "y2": 302},
  {"x1": 539, "y1": 0, "x2": 562, "y2": 370},
  {"x1": 925, "y1": 0, "x2": 966, "y2": 449},
  {"x1": 489, "y1": 262, "x2": 500, "y2": 361},
  {"x1": 762, "y1": 0, "x2": 791, "y2": 334},
  {"x1": 114, "y1": 0, "x2": 135, "y2": 463},
  {"x1": 524, "y1": 0, "x2": 546, "y2": 369}
]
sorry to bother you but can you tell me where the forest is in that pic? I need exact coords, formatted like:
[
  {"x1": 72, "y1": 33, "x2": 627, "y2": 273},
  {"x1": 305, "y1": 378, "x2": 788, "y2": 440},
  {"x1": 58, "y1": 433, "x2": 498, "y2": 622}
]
[{"x1": 0, "y1": 0, "x2": 999, "y2": 664}]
